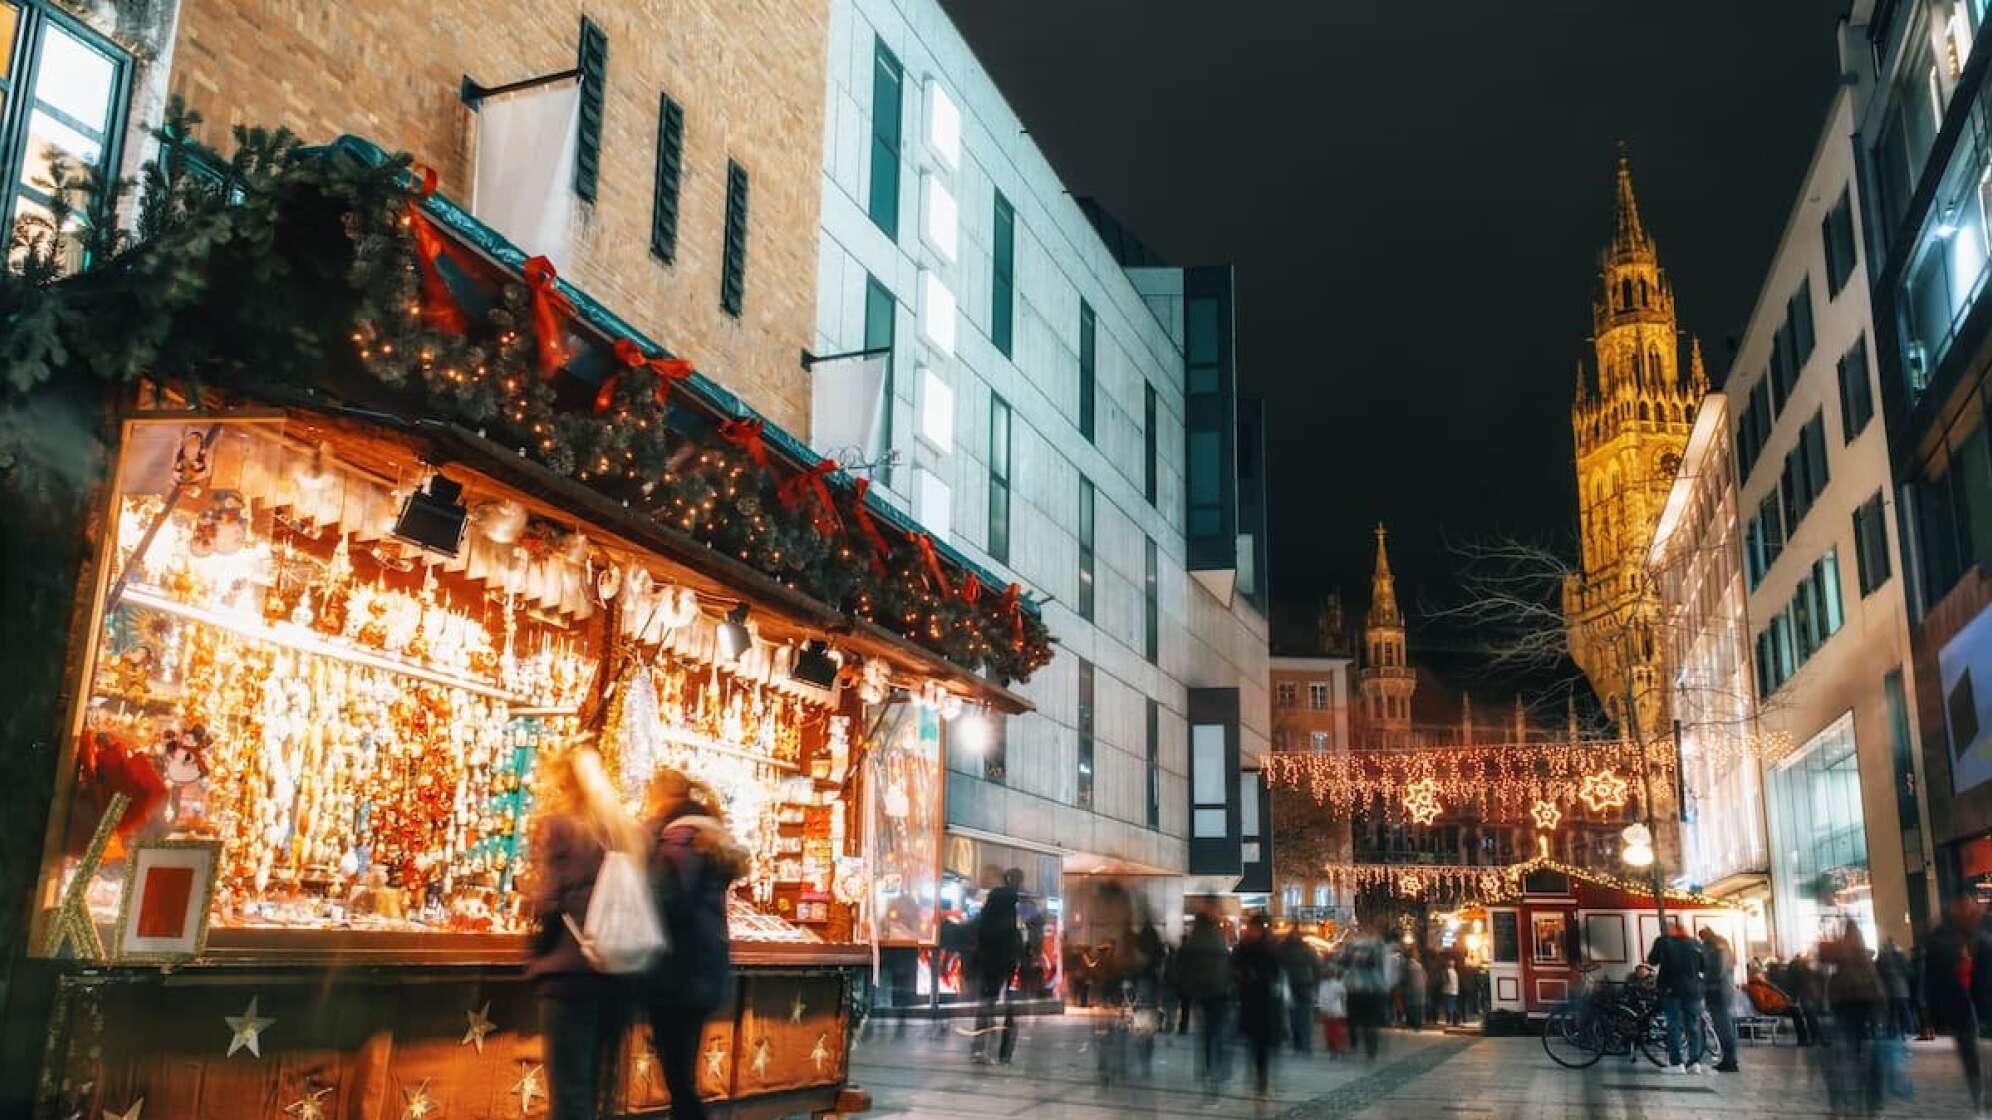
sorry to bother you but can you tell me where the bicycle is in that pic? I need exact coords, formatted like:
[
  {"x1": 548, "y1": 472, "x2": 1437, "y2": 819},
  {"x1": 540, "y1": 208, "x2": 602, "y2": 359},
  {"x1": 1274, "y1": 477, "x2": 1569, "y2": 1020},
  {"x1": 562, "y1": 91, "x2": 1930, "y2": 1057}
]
[
  {"x1": 1543, "y1": 979, "x2": 1647, "y2": 1069},
  {"x1": 1633, "y1": 1002, "x2": 1723, "y2": 1069}
]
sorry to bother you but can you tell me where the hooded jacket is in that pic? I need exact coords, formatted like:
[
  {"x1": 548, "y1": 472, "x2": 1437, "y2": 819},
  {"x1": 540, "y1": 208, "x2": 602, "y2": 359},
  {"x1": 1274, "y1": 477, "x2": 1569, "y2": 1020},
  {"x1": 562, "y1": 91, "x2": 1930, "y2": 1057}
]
[{"x1": 648, "y1": 812, "x2": 750, "y2": 1011}]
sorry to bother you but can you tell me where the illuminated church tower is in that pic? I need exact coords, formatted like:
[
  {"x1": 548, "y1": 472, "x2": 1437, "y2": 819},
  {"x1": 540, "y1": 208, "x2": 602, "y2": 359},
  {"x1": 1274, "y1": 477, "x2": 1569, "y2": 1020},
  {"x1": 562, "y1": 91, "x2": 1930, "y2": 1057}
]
[
  {"x1": 1564, "y1": 152, "x2": 1706, "y2": 735},
  {"x1": 1359, "y1": 523, "x2": 1416, "y2": 746}
]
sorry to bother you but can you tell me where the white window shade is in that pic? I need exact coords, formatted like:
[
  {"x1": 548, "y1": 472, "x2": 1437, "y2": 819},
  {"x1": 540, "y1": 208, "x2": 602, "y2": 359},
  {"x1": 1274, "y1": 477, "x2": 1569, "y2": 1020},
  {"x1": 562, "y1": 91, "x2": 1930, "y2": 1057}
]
[
  {"x1": 916, "y1": 366, "x2": 954, "y2": 452},
  {"x1": 919, "y1": 271, "x2": 956, "y2": 356},
  {"x1": 914, "y1": 467, "x2": 951, "y2": 537},
  {"x1": 921, "y1": 173, "x2": 958, "y2": 263},
  {"x1": 924, "y1": 79, "x2": 961, "y2": 172},
  {"x1": 470, "y1": 80, "x2": 581, "y2": 272},
  {"x1": 1192, "y1": 724, "x2": 1225, "y2": 803}
]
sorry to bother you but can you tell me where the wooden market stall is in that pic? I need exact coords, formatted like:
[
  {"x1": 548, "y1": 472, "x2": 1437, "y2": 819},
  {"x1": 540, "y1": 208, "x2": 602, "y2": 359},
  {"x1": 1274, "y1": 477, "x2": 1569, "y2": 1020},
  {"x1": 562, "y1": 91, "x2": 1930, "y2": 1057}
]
[{"x1": 14, "y1": 135, "x2": 1049, "y2": 1119}]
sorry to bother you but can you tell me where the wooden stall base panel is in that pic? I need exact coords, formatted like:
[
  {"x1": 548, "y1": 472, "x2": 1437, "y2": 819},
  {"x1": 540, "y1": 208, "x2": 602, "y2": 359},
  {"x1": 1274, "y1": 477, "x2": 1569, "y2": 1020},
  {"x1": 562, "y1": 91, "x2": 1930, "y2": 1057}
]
[{"x1": 65, "y1": 974, "x2": 848, "y2": 1119}]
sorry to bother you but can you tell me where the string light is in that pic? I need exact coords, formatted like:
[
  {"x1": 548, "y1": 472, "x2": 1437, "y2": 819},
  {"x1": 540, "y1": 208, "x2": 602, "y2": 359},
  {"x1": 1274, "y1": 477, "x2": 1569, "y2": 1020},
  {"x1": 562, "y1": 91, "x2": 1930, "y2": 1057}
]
[
  {"x1": 1531, "y1": 799, "x2": 1562, "y2": 831},
  {"x1": 1266, "y1": 737, "x2": 1665, "y2": 822},
  {"x1": 1402, "y1": 777, "x2": 1442, "y2": 825},
  {"x1": 1579, "y1": 769, "x2": 1631, "y2": 813}
]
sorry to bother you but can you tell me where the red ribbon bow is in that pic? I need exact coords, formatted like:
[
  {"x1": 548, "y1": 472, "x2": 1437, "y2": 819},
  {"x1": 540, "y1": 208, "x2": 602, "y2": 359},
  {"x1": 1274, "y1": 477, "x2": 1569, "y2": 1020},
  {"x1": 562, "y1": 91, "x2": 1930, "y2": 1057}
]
[
  {"x1": 913, "y1": 532, "x2": 951, "y2": 598},
  {"x1": 597, "y1": 338, "x2": 697, "y2": 414},
  {"x1": 717, "y1": 418, "x2": 769, "y2": 468},
  {"x1": 405, "y1": 166, "x2": 468, "y2": 334},
  {"x1": 778, "y1": 458, "x2": 844, "y2": 537},
  {"x1": 960, "y1": 574, "x2": 984, "y2": 606},
  {"x1": 1001, "y1": 583, "x2": 1025, "y2": 644},
  {"x1": 522, "y1": 255, "x2": 575, "y2": 378},
  {"x1": 851, "y1": 478, "x2": 892, "y2": 576}
]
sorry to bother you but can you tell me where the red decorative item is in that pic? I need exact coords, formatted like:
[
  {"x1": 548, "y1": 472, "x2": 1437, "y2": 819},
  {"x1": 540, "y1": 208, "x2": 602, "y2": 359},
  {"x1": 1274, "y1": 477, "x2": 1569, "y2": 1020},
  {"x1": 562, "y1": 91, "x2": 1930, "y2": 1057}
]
[
  {"x1": 912, "y1": 533, "x2": 950, "y2": 599},
  {"x1": 850, "y1": 478, "x2": 891, "y2": 577},
  {"x1": 717, "y1": 417, "x2": 770, "y2": 468},
  {"x1": 405, "y1": 166, "x2": 469, "y2": 334},
  {"x1": 609, "y1": 337, "x2": 695, "y2": 410},
  {"x1": 79, "y1": 730, "x2": 167, "y2": 838},
  {"x1": 959, "y1": 574, "x2": 983, "y2": 606},
  {"x1": 522, "y1": 255, "x2": 575, "y2": 378},
  {"x1": 1001, "y1": 583, "x2": 1025, "y2": 645},
  {"x1": 778, "y1": 459, "x2": 843, "y2": 537}
]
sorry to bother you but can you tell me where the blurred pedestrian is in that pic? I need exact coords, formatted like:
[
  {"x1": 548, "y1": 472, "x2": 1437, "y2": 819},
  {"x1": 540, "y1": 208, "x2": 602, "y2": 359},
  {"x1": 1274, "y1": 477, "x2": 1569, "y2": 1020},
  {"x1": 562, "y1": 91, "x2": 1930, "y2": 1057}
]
[
  {"x1": 1277, "y1": 926, "x2": 1321, "y2": 1053},
  {"x1": 527, "y1": 748, "x2": 643, "y2": 1120},
  {"x1": 1823, "y1": 921, "x2": 1885, "y2": 1115},
  {"x1": 1788, "y1": 952, "x2": 1823, "y2": 1047},
  {"x1": 1319, "y1": 966, "x2": 1350, "y2": 1056},
  {"x1": 1179, "y1": 910, "x2": 1233, "y2": 1087},
  {"x1": 971, "y1": 868, "x2": 1024, "y2": 1064},
  {"x1": 1404, "y1": 952, "x2": 1428, "y2": 1031},
  {"x1": 1926, "y1": 898, "x2": 1990, "y2": 1113},
  {"x1": 644, "y1": 766, "x2": 749, "y2": 1120},
  {"x1": 1344, "y1": 928, "x2": 1390, "y2": 1060},
  {"x1": 1646, "y1": 918, "x2": 1707, "y2": 1073},
  {"x1": 1696, "y1": 927, "x2": 1739, "y2": 1073},
  {"x1": 1877, "y1": 937, "x2": 1915, "y2": 1039},
  {"x1": 1233, "y1": 913, "x2": 1282, "y2": 1096},
  {"x1": 1441, "y1": 958, "x2": 1461, "y2": 1027}
]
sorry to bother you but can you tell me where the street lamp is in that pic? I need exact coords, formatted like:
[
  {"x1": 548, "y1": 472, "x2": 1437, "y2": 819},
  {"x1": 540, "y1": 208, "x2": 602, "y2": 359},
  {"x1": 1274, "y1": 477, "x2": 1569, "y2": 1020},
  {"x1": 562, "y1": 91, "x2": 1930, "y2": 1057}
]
[{"x1": 1620, "y1": 823, "x2": 1655, "y2": 868}]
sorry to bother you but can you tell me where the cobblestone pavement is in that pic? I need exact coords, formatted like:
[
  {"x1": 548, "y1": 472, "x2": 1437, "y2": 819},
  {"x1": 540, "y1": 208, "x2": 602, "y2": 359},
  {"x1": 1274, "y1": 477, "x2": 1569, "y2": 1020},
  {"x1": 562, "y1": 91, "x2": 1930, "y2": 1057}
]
[{"x1": 849, "y1": 1015, "x2": 1983, "y2": 1119}]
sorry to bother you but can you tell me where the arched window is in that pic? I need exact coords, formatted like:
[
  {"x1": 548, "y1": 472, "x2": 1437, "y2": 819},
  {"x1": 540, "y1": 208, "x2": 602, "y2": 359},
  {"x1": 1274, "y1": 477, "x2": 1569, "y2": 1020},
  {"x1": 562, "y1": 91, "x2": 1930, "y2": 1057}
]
[
  {"x1": 1620, "y1": 277, "x2": 1633, "y2": 309},
  {"x1": 1638, "y1": 401, "x2": 1650, "y2": 421},
  {"x1": 1685, "y1": 404, "x2": 1695, "y2": 423},
  {"x1": 1649, "y1": 346, "x2": 1663, "y2": 381},
  {"x1": 1670, "y1": 403, "x2": 1682, "y2": 423},
  {"x1": 1638, "y1": 278, "x2": 1649, "y2": 306}
]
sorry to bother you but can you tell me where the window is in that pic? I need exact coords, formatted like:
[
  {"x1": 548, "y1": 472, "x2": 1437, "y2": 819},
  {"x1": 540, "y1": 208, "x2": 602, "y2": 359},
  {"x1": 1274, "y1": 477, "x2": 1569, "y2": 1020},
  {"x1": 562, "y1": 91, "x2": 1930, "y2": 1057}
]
[
  {"x1": 1790, "y1": 278, "x2": 1816, "y2": 369},
  {"x1": 864, "y1": 277, "x2": 896, "y2": 485},
  {"x1": 573, "y1": 17, "x2": 608, "y2": 202},
  {"x1": 1310, "y1": 730, "x2": 1330, "y2": 752},
  {"x1": 720, "y1": 160, "x2": 748, "y2": 316},
  {"x1": 1309, "y1": 682, "x2": 1330, "y2": 711},
  {"x1": 1737, "y1": 379, "x2": 1773, "y2": 483},
  {"x1": 1746, "y1": 493, "x2": 1784, "y2": 589},
  {"x1": 1144, "y1": 535, "x2": 1159, "y2": 663},
  {"x1": 1781, "y1": 412, "x2": 1831, "y2": 531},
  {"x1": 1, "y1": 4, "x2": 132, "y2": 271},
  {"x1": 1854, "y1": 491, "x2": 1892, "y2": 595},
  {"x1": 1823, "y1": 188, "x2": 1858, "y2": 296},
  {"x1": 1191, "y1": 722, "x2": 1227, "y2": 837},
  {"x1": 867, "y1": 39, "x2": 902, "y2": 238},
  {"x1": 1146, "y1": 698, "x2": 1160, "y2": 829},
  {"x1": 649, "y1": 92, "x2": 685, "y2": 262},
  {"x1": 1837, "y1": 335, "x2": 1874, "y2": 442},
  {"x1": 1143, "y1": 383, "x2": 1158, "y2": 505},
  {"x1": 984, "y1": 713, "x2": 1008, "y2": 783},
  {"x1": 1276, "y1": 682, "x2": 1296, "y2": 708},
  {"x1": 992, "y1": 191, "x2": 1014, "y2": 357},
  {"x1": 988, "y1": 394, "x2": 1011, "y2": 563},
  {"x1": 1077, "y1": 659, "x2": 1095, "y2": 810},
  {"x1": 1758, "y1": 549, "x2": 1844, "y2": 693},
  {"x1": 1079, "y1": 300, "x2": 1096, "y2": 442},
  {"x1": 1077, "y1": 477, "x2": 1096, "y2": 621}
]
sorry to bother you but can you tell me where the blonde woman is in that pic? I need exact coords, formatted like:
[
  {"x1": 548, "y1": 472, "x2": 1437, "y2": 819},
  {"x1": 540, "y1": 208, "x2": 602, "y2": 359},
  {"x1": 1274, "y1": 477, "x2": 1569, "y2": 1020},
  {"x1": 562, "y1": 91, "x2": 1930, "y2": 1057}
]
[
  {"x1": 526, "y1": 745, "x2": 643, "y2": 1120},
  {"x1": 642, "y1": 766, "x2": 748, "y2": 1120}
]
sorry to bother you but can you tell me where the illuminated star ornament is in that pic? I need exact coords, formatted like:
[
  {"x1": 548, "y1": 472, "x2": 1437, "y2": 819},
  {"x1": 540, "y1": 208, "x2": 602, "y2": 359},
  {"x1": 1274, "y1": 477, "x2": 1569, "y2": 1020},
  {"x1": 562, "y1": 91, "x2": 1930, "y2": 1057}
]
[
  {"x1": 750, "y1": 1037, "x2": 772, "y2": 1078},
  {"x1": 1531, "y1": 800, "x2": 1563, "y2": 832},
  {"x1": 789, "y1": 991, "x2": 807, "y2": 1023},
  {"x1": 810, "y1": 1034, "x2": 831, "y2": 1073},
  {"x1": 511, "y1": 1063, "x2": 545, "y2": 1115},
  {"x1": 283, "y1": 1086, "x2": 335, "y2": 1120},
  {"x1": 631, "y1": 1050, "x2": 655, "y2": 1091},
  {"x1": 103, "y1": 1099, "x2": 144, "y2": 1120},
  {"x1": 704, "y1": 1040, "x2": 728, "y2": 1080},
  {"x1": 399, "y1": 1079, "x2": 437, "y2": 1120},
  {"x1": 1402, "y1": 777, "x2": 1442, "y2": 826},
  {"x1": 224, "y1": 996, "x2": 277, "y2": 1058},
  {"x1": 463, "y1": 1002, "x2": 497, "y2": 1054},
  {"x1": 1579, "y1": 770, "x2": 1631, "y2": 813},
  {"x1": 1397, "y1": 872, "x2": 1423, "y2": 897}
]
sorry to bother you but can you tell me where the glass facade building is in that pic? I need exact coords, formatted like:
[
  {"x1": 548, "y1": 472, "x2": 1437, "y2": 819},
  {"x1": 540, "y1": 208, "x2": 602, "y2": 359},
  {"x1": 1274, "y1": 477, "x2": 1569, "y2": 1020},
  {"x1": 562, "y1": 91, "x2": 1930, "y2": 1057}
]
[{"x1": 1767, "y1": 714, "x2": 1877, "y2": 950}]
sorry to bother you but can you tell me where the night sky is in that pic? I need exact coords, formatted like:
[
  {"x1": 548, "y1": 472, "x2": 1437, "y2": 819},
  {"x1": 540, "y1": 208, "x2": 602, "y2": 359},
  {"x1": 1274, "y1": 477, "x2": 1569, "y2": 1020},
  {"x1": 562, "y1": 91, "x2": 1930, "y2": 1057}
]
[{"x1": 943, "y1": 0, "x2": 1850, "y2": 665}]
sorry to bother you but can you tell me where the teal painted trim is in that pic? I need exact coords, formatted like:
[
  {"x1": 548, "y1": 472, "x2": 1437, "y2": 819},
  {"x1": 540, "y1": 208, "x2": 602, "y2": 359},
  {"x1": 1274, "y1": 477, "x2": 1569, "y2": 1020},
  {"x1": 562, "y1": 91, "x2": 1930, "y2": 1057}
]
[{"x1": 318, "y1": 135, "x2": 1038, "y2": 616}]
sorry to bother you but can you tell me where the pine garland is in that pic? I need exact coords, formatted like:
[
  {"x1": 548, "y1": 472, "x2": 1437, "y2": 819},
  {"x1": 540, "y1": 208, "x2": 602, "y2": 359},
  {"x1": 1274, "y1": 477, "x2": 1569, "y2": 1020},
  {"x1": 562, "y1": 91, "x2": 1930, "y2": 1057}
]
[{"x1": 1, "y1": 101, "x2": 1053, "y2": 685}]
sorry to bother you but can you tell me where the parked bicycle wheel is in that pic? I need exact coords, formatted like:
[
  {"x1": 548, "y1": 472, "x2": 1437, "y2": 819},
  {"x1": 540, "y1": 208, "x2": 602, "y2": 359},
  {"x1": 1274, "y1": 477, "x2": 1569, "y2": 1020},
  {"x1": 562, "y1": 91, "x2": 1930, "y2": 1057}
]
[
  {"x1": 1543, "y1": 1005, "x2": 1604, "y2": 1069},
  {"x1": 1637, "y1": 1007, "x2": 1724, "y2": 1068}
]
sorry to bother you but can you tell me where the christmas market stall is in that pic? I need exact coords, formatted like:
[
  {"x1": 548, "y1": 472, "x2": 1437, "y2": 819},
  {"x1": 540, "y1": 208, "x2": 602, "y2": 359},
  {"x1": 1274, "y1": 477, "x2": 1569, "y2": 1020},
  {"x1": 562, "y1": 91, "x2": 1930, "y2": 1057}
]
[{"x1": 6, "y1": 123, "x2": 1050, "y2": 1119}]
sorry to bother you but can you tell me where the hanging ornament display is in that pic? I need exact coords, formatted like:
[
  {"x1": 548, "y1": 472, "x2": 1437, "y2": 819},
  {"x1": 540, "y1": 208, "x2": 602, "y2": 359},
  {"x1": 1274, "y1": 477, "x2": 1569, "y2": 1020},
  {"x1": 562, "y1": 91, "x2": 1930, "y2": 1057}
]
[
  {"x1": 399, "y1": 1079, "x2": 438, "y2": 1120},
  {"x1": 223, "y1": 996, "x2": 276, "y2": 1058},
  {"x1": 462, "y1": 1002, "x2": 497, "y2": 1054},
  {"x1": 510, "y1": 1063, "x2": 545, "y2": 1115},
  {"x1": 1402, "y1": 777, "x2": 1442, "y2": 825},
  {"x1": 103, "y1": 1100, "x2": 144, "y2": 1120},
  {"x1": 1265, "y1": 735, "x2": 1665, "y2": 824},
  {"x1": 282, "y1": 1086, "x2": 335, "y2": 1120},
  {"x1": 1579, "y1": 769, "x2": 1631, "y2": 813}
]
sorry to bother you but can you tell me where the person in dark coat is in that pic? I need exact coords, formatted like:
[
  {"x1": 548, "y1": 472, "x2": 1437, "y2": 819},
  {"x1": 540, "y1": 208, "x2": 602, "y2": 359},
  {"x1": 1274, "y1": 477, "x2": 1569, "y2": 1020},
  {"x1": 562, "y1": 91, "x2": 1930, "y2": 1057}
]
[
  {"x1": 644, "y1": 766, "x2": 749, "y2": 1120},
  {"x1": 1696, "y1": 927, "x2": 1739, "y2": 1072},
  {"x1": 1926, "y1": 898, "x2": 1991, "y2": 1113},
  {"x1": 1276, "y1": 927, "x2": 1321, "y2": 1053},
  {"x1": 972, "y1": 868, "x2": 1025, "y2": 1063},
  {"x1": 1787, "y1": 952, "x2": 1824, "y2": 1048},
  {"x1": 1177, "y1": 910, "x2": 1232, "y2": 1085},
  {"x1": 1645, "y1": 919, "x2": 1707, "y2": 1071},
  {"x1": 1232, "y1": 913, "x2": 1282, "y2": 1096},
  {"x1": 526, "y1": 749, "x2": 640, "y2": 1120}
]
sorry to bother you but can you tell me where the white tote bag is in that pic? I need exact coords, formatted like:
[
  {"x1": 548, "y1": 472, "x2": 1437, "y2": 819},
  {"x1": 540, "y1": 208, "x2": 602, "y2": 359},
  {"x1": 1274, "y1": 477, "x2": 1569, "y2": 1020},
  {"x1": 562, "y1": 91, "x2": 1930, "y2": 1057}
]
[{"x1": 563, "y1": 849, "x2": 667, "y2": 974}]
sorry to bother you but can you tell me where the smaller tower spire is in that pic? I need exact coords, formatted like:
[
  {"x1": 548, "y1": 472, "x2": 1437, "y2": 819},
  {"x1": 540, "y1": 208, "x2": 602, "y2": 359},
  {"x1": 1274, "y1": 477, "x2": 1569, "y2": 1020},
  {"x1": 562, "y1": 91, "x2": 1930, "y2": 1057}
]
[
  {"x1": 1689, "y1": 335, "x2": 1709, "y2": 396},
  {"x1": 1513, "y1": 694, "x2": 1527, "y2": 740},
  {"x1": 1461, "y1": 693, "x2": 1475, "y2": 740},
  {"x1": 1368, "y1": 522, "x2": 1401, "y2": 628},
  {"x1": 1610, "y1": 146, "x2": 1651, "y2": 259},
  {"x1": 1566, "y1": 694, "x2": 1580, "y2": 742}
]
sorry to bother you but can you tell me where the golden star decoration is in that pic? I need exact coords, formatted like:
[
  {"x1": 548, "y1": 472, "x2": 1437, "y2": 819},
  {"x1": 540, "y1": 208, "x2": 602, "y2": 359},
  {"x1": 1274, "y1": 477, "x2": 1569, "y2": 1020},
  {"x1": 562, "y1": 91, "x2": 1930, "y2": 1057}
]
[
  {"x1": 1401, "y1": 777, "x2": 1442, "y2": 825},
  {"x1": 750, "y1": 1037, "x2": 771, "y2": 1078},
  {"x1": 1531, "y1": 800, "x2": 1562, "y2": 831},
  {"x1": 1397, "y1": 872, "x2": 1423, "y2": 896},
  {"x1": 790, "y1": 991, "x2": 807, "y2": 1023},
  {"x1": 810, "y1": 1033, "x2": 831, "y2": 1072},
  {"x1": 704, "y1": 1040, "x2": 728, "y2": 1080},
  {"x1": 103, "y1": 1099, "x2": 143, "y2": 1120},
  {"x1": 631, "y1": 1049, "x2": 655, "y2": 1091},
  {"x1": 511, "y1": 1063, "x2": 545, "y2": 1115},
  {"x1": 399, "y1": 1078, "x2": 437, "y2": 1120},
  {"x1": 1579, "y1": 769, "x2": 1630, "y2": 813},
  {"x1": 283, "y1": 1086, "x2": 334, "y2": 1120},
  {"x1": 463, "y1": 1001, "x2": 496, "y2": 1054},
  {"x1": 224, "y1": 996, "x2": 276, "y2": 1058}
]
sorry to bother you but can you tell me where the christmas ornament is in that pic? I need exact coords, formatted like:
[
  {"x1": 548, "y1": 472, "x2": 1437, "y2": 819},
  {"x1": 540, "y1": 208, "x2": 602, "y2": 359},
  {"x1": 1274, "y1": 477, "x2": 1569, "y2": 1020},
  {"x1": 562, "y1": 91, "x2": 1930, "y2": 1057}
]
[
  {"x1": 399, "y1": 1079, "x2": 437, "y2": 1120},
  {"x1": 811, "y1": 1034, "x2": 830, "y2": 1072},
  {"x1": 631, "y1": 1050, "x2": 655, "y2": 1092},
  {"x1": 704, "y1": 1040, "x2": 728, "y2": 1081},
  {"x1": 103, "y1": 1100, "x2": 144, "y2": 1120},
  {"x1": 463, "y1": 1001, "x2": 496, "y2": 1054},
  {"x1": 1579, "y1": 769, "x2": 1630, "y2": 813},
  {"x1": 511, "y1": 1063, "x2": 545, "y2": 1115},
  {"x1": 1531, "y1": 800, "x2": 1562, "y2": 831},
  {"x1": 224, "y1": 996, "x2": 276, "y2": 1058},
  {"x1": 1398, "y1": 872, "x2": 1424, "y2": 896},
  {"x1": 1402, "y1": 777, "x2": 1442, "y2": 826},
  {"x1": 750, "y1": 1038, "x2": 772, "y2": 1078},
  {"x1": 790, "y1": 991, "x2": 807, "y2": 1023},
  {"x1": 282, "y1": 1085, "x2": 334, "y2": 1120}
]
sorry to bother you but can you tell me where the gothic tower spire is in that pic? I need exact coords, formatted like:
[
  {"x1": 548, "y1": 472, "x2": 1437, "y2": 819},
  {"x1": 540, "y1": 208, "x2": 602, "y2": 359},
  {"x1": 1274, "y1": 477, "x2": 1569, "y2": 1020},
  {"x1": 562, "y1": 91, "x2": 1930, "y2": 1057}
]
[
  {"x1": 1360, "y1": 523, "x2": 1416, "y2": 744},
  {"x1": 1610, "y1": 147, "x2": 1651, "y2": 260}
]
